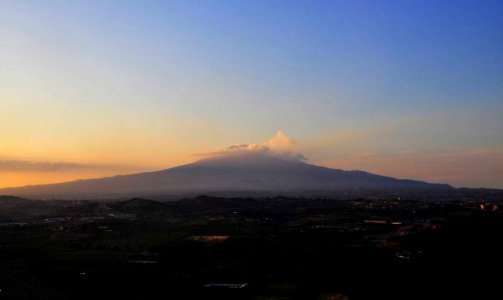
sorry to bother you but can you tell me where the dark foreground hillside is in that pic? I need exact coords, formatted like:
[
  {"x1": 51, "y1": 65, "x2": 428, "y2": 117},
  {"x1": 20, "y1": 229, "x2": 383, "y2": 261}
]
[{"x1": 0, "y1": 191, "x2": 502, "y2": 299}]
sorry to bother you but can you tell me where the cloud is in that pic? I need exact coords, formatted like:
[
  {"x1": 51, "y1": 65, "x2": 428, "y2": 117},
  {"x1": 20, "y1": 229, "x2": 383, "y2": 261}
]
[
  {"x1": 0, "y1": 159, "x2": 132, "y2": 172},
  {"x1": 265, "y1": 131, "x2": 295, "y2": 150},
  {"x1": 194, "y1": 131, "x2": 307, "y2": 162}
]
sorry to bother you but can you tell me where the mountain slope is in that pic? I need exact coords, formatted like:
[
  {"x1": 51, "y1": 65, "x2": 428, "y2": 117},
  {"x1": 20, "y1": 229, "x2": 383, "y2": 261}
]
[{"x1": 0, "y1": 153, "x2": 451, "y2": 199}]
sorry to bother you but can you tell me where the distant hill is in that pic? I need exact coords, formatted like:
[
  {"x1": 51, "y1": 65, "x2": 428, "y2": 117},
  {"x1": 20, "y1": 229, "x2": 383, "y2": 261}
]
[{"x1": 0, "y1": 153, "x2": 452, "y2": 199}]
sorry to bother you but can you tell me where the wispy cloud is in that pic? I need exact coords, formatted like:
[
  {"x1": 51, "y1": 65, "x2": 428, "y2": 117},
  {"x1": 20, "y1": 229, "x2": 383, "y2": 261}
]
[{"x1": 0, "y1": 159, "x2": 134, "y2": 172}]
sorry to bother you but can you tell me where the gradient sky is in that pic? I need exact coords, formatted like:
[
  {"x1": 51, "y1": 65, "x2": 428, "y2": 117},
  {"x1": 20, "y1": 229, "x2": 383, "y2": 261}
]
[{"x1": 1, "y1": 0, "x2": 502, "y2": 188}]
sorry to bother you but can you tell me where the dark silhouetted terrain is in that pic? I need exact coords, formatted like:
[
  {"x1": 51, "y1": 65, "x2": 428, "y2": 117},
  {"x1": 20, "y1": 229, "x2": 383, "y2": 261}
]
[
  {"x1": 0, "y1": 153, "x2": 451, "y2": 199},
  {"x1": 0, "y1": 190, "x2": 502, "y2": 299}
]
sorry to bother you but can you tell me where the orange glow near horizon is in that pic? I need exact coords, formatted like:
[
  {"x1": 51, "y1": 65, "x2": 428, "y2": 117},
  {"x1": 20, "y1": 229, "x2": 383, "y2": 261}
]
[
  {"x1": 1, "y1": 130, "x2": 503, "y2": 189},
  {"x1": 0, "y1": 169, "x2": 148, "y2": 189}
]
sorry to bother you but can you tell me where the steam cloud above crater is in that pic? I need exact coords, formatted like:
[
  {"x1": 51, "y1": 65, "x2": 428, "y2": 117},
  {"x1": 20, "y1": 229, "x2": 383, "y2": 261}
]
[{"x1": 195, "y1": 131, "x2": 308, "y2": 162}]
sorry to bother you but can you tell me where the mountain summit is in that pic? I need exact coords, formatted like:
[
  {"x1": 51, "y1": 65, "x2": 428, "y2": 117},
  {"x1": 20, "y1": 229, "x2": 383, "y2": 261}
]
[{"x1": 0, "y1": 153, "x2": 451, "y2": 199}]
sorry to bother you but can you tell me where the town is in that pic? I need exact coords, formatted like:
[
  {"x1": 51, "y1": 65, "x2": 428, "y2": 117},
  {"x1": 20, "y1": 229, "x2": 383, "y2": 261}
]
[{"x1": 1, "y1": 190, "x2": 502, "y2": 299}]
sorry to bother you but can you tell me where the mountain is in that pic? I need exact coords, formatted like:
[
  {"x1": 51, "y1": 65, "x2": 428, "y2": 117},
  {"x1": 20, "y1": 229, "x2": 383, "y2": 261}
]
[{"x1": 0, "y1": 153, "x2": 452, "y2": 199}]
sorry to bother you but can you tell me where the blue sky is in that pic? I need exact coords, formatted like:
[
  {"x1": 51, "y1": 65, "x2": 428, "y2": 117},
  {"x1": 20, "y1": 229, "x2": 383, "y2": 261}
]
[{"x1": 1, "y1": 0, "x2": 502, "y2": 188}]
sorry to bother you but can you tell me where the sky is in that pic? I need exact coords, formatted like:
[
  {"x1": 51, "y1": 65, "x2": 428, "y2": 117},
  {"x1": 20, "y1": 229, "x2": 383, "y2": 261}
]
[{"x1": 1, "y1": 0, "x2": 502, "y2": 189}]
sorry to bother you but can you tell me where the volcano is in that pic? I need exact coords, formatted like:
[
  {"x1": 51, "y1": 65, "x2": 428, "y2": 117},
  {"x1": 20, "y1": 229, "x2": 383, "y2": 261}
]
[{"x1": 0, "y1": 153, "x2": 451, "y2": 199}]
